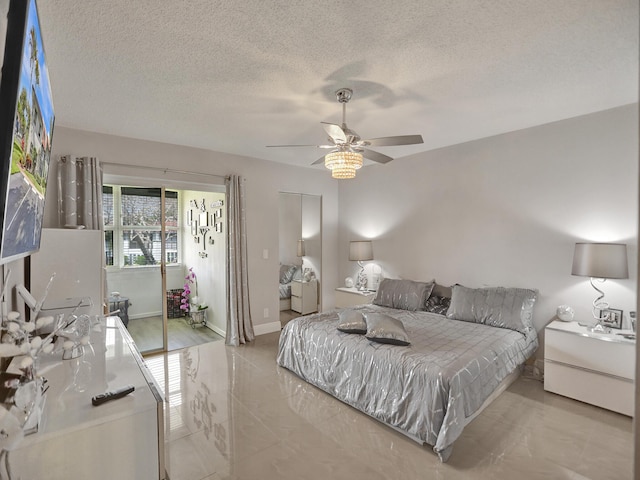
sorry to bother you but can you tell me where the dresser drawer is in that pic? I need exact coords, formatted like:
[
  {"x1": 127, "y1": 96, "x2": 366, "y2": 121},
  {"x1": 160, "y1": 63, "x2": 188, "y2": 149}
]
[
  {"x1": 291, "y1": 296, "x2": 302, "y2": 312},
  {"x1": 545, "y1": 360, "x2": 634, "y2": 416},
  {"x1": 545, "y1": 328, "x2": 634, "y2": 380}
]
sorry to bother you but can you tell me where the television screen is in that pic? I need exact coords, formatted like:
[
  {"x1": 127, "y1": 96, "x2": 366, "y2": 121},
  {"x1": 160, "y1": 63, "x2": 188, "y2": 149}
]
[{"x1": 0, "y1": 0, "x2": 54, "y2": 265}]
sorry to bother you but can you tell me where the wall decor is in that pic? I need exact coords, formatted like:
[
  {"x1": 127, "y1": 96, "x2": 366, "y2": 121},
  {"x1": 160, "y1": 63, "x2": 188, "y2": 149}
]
[
  {"x1": 215, "y1": 222, "x2": 223, "y2": 234},
  {"x1": 199, "y1": 226, "x2": 210, "y2": 249},
  {"x1": 0, "y1": 0, "x2": 56, "y2": 264},
  {"x1": 211, "y1": 199, "x2": 223, "y2": 209}
]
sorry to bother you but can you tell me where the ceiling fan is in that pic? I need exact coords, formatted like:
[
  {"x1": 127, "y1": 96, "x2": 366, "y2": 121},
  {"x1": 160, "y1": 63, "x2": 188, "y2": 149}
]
[{"x1": 267, "y1": 88, "x2": 424, "y2": 179}]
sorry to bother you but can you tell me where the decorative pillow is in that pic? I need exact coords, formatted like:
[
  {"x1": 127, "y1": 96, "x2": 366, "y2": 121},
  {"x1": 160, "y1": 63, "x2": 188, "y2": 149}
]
[
  {"x1": 337, "y1": 310, "x2": 367, "y2": 334},
  {"x1": 279, "y1": 264, "x2": 297, "y2": 284},
  {"x1": 446, "y1": 285, "x2": 538, "y2": 334},
  {"x1": 373, "y1": 278, "x2": 435, "y2": 311},
  {"x1": 364, "y1": 313, "x2": 410, "y2": 346},
  {"x1": 424, "y1": 295, "x2": 451, "y2": 316}
]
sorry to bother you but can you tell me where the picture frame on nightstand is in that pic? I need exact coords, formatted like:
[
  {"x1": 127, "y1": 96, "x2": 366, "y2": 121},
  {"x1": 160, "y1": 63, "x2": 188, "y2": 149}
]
[{"x1": 600, "y1": 308, "x2": 623, "y2": 329}]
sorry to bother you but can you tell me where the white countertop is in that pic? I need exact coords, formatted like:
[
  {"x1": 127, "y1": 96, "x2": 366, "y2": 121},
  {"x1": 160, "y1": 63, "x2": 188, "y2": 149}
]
[
  {"x1": 14, "y1": 316, "x2": 160, "y2": 447},
  {"x1": 546, "y1": 320, "x2": 636, "y2": 344}
]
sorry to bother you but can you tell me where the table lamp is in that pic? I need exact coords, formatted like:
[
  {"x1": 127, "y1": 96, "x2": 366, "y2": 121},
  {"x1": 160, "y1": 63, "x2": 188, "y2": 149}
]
[
  {"x1": 349, "y1": 240, "x2": 373, "y2": 291},
  {"x1": 571, "y1": 242, "x2": 628, "y2": 332}
]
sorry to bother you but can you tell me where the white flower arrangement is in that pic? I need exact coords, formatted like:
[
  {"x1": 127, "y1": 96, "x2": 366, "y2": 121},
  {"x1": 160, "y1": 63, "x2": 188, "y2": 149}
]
[{"x1": 0, "y1": 310, "x2": 89, "y2": 456}]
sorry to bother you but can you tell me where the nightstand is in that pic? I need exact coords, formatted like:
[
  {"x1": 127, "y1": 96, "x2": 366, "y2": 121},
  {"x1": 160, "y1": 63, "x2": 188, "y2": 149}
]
[
  {"x1": 335, "y1": 287, "x2": 376, "y2": 308},
  {"x1": 291, "y1": 279, "x2": 318, "y2": 315},
  {"x1": 544, "y1": 320, "x2": 635, "y2": 416}
]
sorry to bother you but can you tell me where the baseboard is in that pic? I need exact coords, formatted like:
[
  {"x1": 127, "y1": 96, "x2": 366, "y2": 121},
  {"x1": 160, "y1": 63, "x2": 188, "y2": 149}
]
[
  {"x1": 129, "y1": 311, "x2": 162, "y2": 320},
  {"x1": 208, "y1": 323, "x2": 226, "y2": 338},
  {"x1": 254, "y1": 321, "x2": 281, "y2": 336}
]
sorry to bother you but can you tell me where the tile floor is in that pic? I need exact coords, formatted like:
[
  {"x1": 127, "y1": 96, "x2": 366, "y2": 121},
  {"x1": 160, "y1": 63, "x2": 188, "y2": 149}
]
[{"x1": 146, "y1": 333, "x2": 633, "y2": 480}]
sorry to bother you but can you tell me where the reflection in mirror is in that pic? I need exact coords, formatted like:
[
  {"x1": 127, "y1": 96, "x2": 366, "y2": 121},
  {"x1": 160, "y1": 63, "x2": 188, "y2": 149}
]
[{"x1": 278, "y1": 193, "x2": 321, "y2": 328}]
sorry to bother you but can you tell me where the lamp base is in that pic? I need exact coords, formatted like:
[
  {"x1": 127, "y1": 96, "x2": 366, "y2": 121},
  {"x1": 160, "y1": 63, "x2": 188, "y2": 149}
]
[
  {"x1": 355, "y1": 262, "x2": 367, "y2": 291},
  {"x1": 588, "y1": 322, "x2": 611, "y2": 334}
]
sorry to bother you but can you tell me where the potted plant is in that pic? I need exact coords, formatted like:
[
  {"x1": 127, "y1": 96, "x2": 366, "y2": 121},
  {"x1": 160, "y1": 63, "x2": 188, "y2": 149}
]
[{"x1": 180, "y1": 268, "x2": 208, "y2": 327}]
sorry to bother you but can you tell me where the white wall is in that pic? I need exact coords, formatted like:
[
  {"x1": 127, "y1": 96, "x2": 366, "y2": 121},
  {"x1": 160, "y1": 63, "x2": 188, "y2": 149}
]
[
  {"x1": 338, "y1": 105, "x2": 638, "y2": 357},
  {"x1": 181, "y1": 190, "x2": 227, "y2": 336},
  {"x1": 107, "y1": 265, "x2": 184, "y2": 319},
  {"x1": 44, "y1": 127, "x2": 340, "y2": 335},
  {"x1": 278, "y1": 193, "x2": 302, "y2": 266}
]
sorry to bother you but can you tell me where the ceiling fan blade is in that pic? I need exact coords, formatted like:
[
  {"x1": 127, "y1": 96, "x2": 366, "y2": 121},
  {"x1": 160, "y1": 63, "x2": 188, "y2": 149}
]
[
  {"x1": 363, "y1": 135, "x2": 424, "y2": 146},
  {"x1": 266, "y1": 144, "x2": 335, "y2": 148},
  {"x1": 321, "y1": 122, "x2": 347, "y2": 144},
  {"x1": 362, "y1": 148, "x2": 394, "y2": 164},
  {"x1": 311, "y1": 155, "x2": 327, "y2": 166}
]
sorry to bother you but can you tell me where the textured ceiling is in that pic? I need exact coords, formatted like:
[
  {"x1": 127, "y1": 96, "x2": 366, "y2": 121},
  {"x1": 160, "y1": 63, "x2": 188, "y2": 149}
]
[{"x1": 36, "y1": 0, "x2": 638, "y2": 168}]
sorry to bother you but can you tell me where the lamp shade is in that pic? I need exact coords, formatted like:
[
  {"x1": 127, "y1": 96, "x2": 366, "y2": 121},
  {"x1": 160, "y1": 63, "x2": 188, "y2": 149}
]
[
  {"x1": 349, "y1": 241, "x2": 373, "y2": 261},
  {"x1": 571, "y1": 243, "x2": 628, "y2": 279},
  {"x1": 297, "y1": 239, "x2": 305, "y2": 257}
]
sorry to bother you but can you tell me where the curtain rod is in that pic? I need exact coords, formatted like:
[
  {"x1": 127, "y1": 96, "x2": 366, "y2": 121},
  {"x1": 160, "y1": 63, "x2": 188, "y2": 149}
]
[{"x1": 99, "y1": 161, "x2": 230, "y2": 180}]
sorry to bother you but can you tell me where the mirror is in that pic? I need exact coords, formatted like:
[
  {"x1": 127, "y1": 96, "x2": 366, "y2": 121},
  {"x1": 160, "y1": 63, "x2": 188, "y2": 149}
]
[{"x1": 278, "y1": 193, "x2": 321, "y2": 327}]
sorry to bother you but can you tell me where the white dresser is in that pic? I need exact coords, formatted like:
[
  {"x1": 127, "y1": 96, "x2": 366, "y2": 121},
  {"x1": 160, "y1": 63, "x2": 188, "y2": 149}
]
[
  {"x1": 544, "y1": 320, "x2": 635, "y2": 416},
  {"x1": 291, "y1": 280, "x2": 318, "y2": 315},
  {"x1": 7, "y1": 316, "x2": 165, "y2": 479},
  {"x1": 335, "y1": 287, "x2": 376, "y2": 308}
]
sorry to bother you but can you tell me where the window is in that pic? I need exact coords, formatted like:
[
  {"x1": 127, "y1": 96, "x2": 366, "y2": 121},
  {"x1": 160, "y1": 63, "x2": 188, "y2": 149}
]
[{"x1": 103, "y1": 185, "x2": 180, "y2": 267}]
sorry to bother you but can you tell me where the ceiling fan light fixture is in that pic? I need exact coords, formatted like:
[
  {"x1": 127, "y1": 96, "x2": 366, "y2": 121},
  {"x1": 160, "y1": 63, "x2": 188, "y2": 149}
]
[{"x1": 324, "y1": 150, "x2": 363, "y2": 179}]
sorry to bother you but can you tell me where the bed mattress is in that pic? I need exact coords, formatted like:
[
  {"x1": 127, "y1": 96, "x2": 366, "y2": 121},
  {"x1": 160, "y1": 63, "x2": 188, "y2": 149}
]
[{"x1": 277, "y1": 304, "x2": 538, "y2": 461}]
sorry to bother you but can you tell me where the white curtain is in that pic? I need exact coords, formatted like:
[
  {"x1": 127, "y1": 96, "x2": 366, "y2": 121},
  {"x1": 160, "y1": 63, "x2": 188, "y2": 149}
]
[
  {"x1": 57, "y1": 156, "x2": 103, "y2": 230},
  {"x1": 226, "y1": 175, "x2": 254, "y2": 346}
]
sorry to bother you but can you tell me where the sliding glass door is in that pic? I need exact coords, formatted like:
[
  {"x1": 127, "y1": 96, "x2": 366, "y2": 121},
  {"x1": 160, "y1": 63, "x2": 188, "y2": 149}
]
[
  {"x1": 104, "y1": 185, "x2": 177, "y2": 354},
  {"x1": 103, "y1": 181, "x2": 227, "y2": 354}
]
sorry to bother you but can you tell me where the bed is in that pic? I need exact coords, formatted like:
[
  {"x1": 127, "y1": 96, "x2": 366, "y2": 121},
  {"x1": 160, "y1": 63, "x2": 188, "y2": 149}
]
[
  {"x1": 277, "y1": 280, "x2": 538, "y2": 462},
  {"x1": 279, "y1": 264, "x2": 302, "y2": 311}
]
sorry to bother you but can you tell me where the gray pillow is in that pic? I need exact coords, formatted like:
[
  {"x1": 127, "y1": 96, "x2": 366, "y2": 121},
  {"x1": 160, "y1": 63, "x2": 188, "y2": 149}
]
[
  {"x1": 364, "y1": 312, "x2": 410, "y2": 346},
  {"x1": 279, "y1": 264, "x2": 297, "y2": 284},
  {"x1": 373, "y1": 278, "x2": 435, "y2": 311},
  {"x1": 446, "y1": 285, "x2": 538, "y2": 334},
  {"x1": 337, "y1": 310, "x2": 367, "y2": 334}
]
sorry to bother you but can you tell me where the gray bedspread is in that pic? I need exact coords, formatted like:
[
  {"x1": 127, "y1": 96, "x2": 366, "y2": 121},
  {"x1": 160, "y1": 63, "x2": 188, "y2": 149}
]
[
  {"x1": 276, "y1": 304, "x2": 538, "y2": 461},
  {"x1": 279, "y1": 283, "x2": 291, "y2": 299}
]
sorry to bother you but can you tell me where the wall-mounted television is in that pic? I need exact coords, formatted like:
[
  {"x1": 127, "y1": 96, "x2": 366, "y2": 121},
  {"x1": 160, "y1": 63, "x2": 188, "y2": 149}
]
[{"x1": 0, "y1": 0, "x2": 54, "y2": 265}]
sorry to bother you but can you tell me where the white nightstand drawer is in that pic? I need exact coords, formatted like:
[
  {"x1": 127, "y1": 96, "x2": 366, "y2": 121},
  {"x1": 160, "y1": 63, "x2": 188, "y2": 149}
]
[
  {"x1": 291, "y1": 296, "x2": 302, "y2": 312},
  {"x1": 545, "y1": 328, "x2": 634, "y2": 380},
  {"x1": 290, "y1": 281, "x2": 302, "y2": 297},
  {"x1": 545, "y1": 360, "x2": 634, "y2": 416}
]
